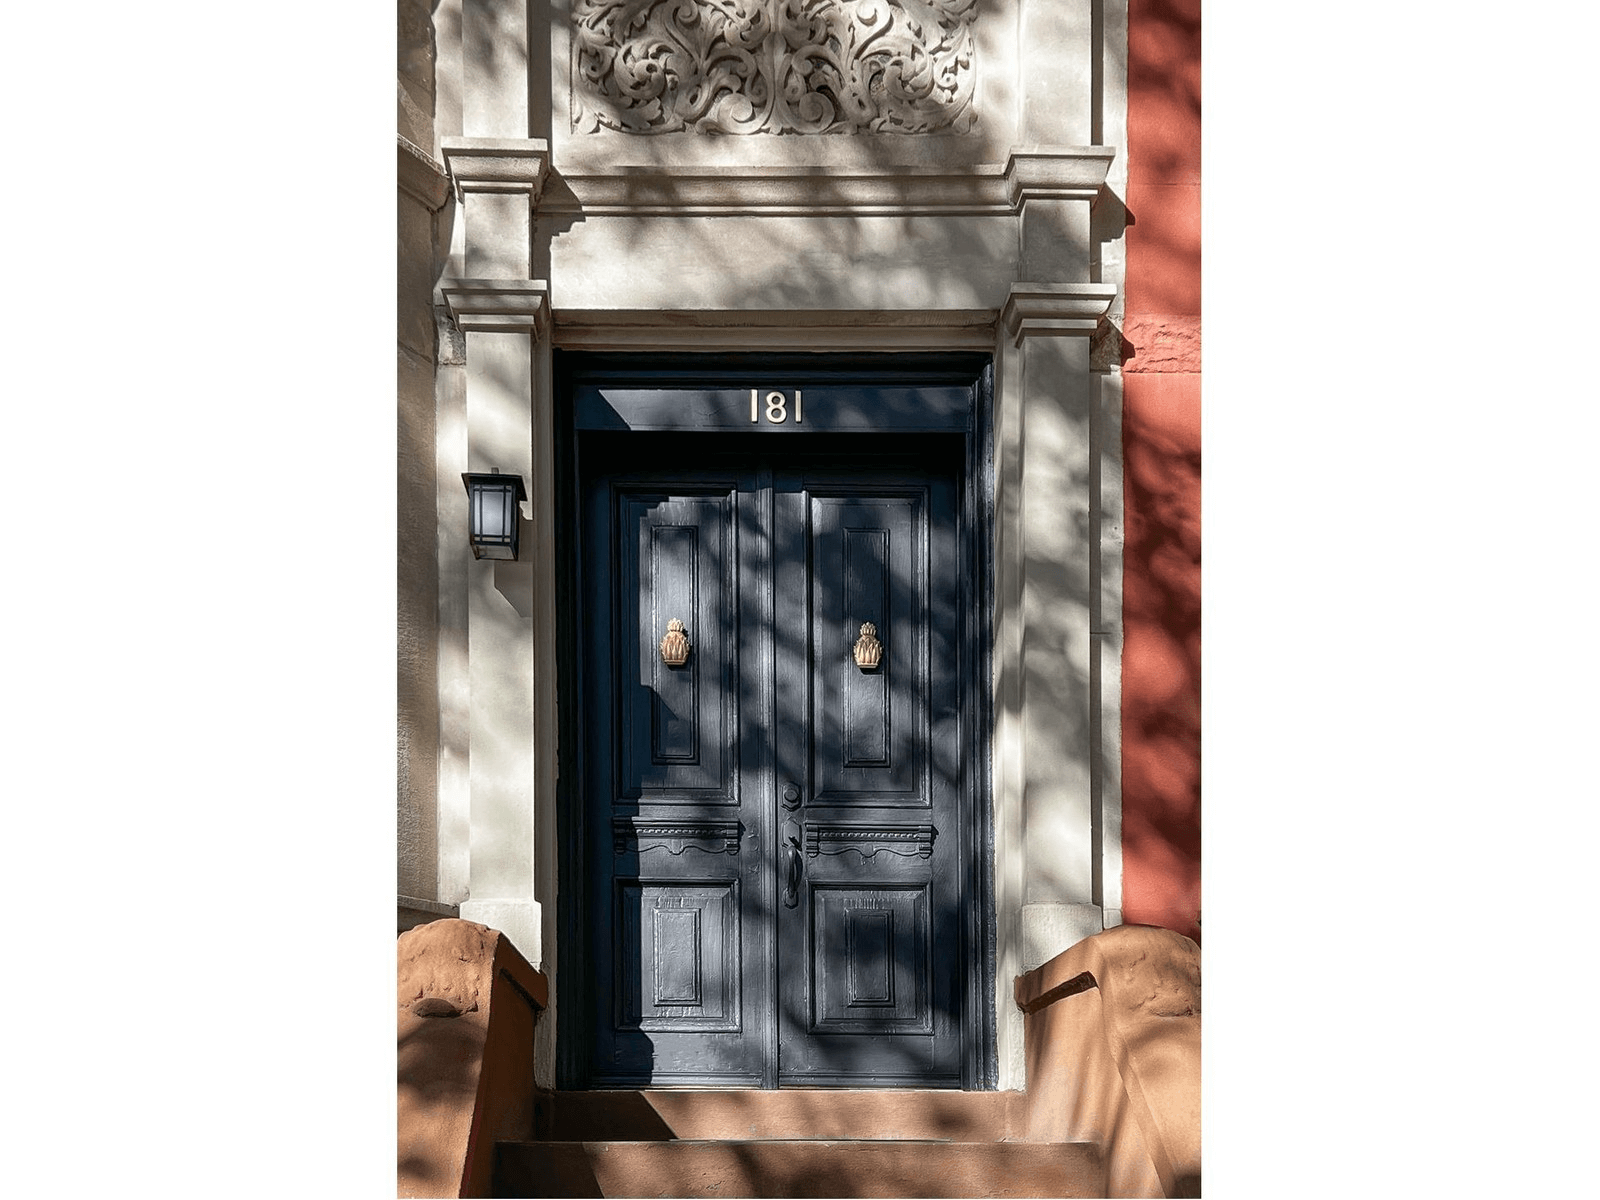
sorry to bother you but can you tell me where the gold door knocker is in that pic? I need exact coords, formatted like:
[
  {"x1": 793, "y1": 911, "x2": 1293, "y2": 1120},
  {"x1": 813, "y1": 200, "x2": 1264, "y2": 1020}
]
[
  {"x1": 852, "y1": 622, "x2": 883, "y2": 670},
  {"x1": 659, "y1": 618, "x2": 691, "y2": 666}
]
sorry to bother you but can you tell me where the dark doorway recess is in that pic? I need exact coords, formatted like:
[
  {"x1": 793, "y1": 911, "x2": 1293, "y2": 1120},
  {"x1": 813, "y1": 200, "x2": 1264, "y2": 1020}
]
[{"x1": 554, "y1": 353, "x2": 995, "y2": 1089}]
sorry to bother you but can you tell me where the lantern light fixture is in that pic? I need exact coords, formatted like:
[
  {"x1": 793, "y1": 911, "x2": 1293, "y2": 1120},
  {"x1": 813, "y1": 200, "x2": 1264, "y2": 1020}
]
[{"x1": 461, "y1": 469, "x2": 528, "y2": 561}]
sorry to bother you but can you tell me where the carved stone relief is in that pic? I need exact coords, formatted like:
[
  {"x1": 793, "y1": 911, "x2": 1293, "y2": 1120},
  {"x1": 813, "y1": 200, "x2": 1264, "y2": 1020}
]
[{"x1": 572, "y1": 0, "x2": 978, "y2": 135}]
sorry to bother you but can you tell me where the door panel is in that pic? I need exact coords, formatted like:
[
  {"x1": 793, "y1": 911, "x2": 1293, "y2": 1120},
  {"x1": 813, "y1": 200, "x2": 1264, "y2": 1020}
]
[
  {"x1": 582, "y1": 453, "x2": 964, "y2": 1087},
  {"x1": 620, "y1": 493, "x2": 737, "y2": 803},
  {"x1": 808, "y1": 494, "x2": 926, "y2": 804},
  {"x1": 775, "y1": 473, "x2": 962, "y2": 1085},
  {"x1": 586, "y1": 478, "x2": 768, "y2": 1085}
]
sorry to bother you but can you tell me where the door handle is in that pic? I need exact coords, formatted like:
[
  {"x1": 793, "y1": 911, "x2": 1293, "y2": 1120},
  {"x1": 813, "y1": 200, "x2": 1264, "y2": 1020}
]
[{"x1": 782, "y1": 834, "x2": 803, "y2": 908}]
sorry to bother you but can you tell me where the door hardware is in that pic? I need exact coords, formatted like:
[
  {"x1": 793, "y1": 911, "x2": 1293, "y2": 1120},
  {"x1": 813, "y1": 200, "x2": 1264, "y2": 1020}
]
[
  {"x1": 782, "y1": 834, "x2": 803, "y2": 908},
  {"x1": 659, "y1": 618, "x2": 691, "y2": 666},
  {"x1": 852, "y1": 622, "x2": 883, "y2": 669}
]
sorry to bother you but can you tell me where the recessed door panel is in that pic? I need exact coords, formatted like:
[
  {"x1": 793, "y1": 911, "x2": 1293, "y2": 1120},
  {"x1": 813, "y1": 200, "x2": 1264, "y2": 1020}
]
[
  {"x1": 617, "y1": 880, "x2": 741, "y2": 1031},
  {"x1": 619, "y1": 493, "x2": 737, "y2": 804},
  {"x1": 809, "y1": 494, "x2": 928, "y2": 806},
  {"x1": 810, "y1": 884, "x2": 932, "y2": 1032}
]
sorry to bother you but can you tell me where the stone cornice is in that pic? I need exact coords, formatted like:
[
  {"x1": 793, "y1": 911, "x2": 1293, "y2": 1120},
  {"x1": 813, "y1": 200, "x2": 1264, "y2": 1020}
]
[
  {"x1": 1005, "y1": 146, "x2": 1118, "y2": 207},
  {"x1": 540, "y1": 147, "x2": 1116, "y2": 217},
  {"x1": 1001, "y1": 284, "x2": 1120, "y2": 345},
  {"x1": 440, "y1": 279, "x2": 551, "y2": 336},
  {"x1": 441, "y1": 137, "x2": 551, "y2": 203},
  {"x1": 398, "y1": 136, "x2": 450, "y2": 211}
]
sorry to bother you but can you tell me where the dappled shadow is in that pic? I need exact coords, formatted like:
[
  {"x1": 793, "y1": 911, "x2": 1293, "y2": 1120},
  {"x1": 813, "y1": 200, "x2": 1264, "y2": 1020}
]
[
  {"x1": 1120, "y1": 388, "x2": 1199, "y2": 941},
  {"x1": 1118, "y1": 0, "x2": 1201, "y2": 943},
  {"x1": 561, "y1": 421, "x2": 979, "y2": 1088},
  {"x1": 404, "y1": 0, "x2": 1201, "y2": 1106}
]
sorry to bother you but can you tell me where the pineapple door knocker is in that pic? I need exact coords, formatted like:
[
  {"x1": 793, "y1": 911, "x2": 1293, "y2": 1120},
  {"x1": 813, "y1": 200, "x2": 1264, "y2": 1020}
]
[
  {"x1": 852, "y1": 622, "x2": 883, "y2": 670},
  {"x1": 659, "y1": 618, "x2": 691, "y2": 666}
]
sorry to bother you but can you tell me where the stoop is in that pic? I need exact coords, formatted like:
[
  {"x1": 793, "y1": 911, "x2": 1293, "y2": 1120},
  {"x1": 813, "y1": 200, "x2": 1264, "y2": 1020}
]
[{"x1": 492, "y1": 1090, "x2": 1107, "y2": 1198}]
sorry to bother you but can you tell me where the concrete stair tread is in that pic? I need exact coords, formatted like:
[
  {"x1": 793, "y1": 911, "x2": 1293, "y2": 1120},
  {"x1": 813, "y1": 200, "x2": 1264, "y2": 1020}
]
[
  {"x1": 515, "y1": 1138, "x2": 1004, "y2": 1146},
  {"x1": 539, "y1": 1089, "x2": 1028, "y2": 1142},
  {"x1": 494, "y1": 1137, "x2": 1106, "y2": 1198}
]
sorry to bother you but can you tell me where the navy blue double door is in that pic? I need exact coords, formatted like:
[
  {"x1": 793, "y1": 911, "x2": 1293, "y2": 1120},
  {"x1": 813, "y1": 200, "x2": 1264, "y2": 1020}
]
[{"x1": 577, "y1": 432, "x2": 978, "y2": 1088}]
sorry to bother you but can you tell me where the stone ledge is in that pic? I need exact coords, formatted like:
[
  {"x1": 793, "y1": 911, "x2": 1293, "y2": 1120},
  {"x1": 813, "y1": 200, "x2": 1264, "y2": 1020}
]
[
  {"x1": 399, "y1": 894, "x2": 458, "y2": 916},
  {"x1": 398, "y1": 136, "x2": 450, "y2": 211}
]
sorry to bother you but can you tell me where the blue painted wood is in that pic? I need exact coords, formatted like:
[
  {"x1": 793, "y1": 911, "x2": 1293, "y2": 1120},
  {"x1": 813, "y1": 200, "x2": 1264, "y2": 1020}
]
[
  {"x1": 774, "y1": 469, "x2": 963, "y2": 1085},
  {"x1": 556, "y1": 354, "x2": 993, "y2": 1090}
]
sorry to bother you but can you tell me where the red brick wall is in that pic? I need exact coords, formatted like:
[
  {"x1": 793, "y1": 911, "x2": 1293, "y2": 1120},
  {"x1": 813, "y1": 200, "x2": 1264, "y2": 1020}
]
[{"x1": 1121, "y1": 0, "x2": 1201, "y2": 941}]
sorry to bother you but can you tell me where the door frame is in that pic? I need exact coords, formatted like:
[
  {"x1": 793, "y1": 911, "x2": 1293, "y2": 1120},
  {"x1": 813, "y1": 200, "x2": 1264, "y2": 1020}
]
[{"x1": 552, "y1": 351, "x2": 997, "y2": 1089}]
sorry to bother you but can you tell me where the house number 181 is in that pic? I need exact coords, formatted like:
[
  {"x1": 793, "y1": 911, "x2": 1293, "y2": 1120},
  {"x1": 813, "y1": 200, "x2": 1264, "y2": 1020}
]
[{"x1": 751, "y1": 388, "x2": 802, "y2": 424}]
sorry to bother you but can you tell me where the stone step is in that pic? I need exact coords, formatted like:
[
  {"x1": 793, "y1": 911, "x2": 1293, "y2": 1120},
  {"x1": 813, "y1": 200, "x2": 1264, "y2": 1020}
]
[
  {"x1": 537, "y1": 1089, "x2": 1028, "y2": 1143},
  {"x1": 494, "y1": 1139, "x2": 1107, "y2": 1199}
]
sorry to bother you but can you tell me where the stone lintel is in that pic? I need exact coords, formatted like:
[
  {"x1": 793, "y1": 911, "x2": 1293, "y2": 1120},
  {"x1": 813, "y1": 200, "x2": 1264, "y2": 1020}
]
[
  {"x1": 398, "y1": 136, "x2": 450, "y2": 211},
  {"x1": 441, "y1": 278, "x2": 551, "y2": 336},
  {"x1": 1002, "y1": 283, "x2": 1119, "y2": 345},
  {"x1": 1004, "y1": 146, "x2": 1116, "y2": 208},
  {"x1": 552, "y1": 306, "x2": 997, "y2": 352},
  {"x1": 442, "y1": 137, "x2": 551, "y2": 201}
]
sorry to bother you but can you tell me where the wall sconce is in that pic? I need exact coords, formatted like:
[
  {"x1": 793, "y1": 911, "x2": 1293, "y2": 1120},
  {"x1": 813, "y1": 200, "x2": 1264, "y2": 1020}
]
[{"x1": 461, "y1": 470, "x2": 528, "y2": 560}]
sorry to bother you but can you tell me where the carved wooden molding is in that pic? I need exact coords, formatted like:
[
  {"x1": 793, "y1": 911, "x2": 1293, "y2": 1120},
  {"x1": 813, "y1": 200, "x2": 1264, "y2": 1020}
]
[
  {"x1": 571, "y1": 0, "x2": 979, "y2": 136},
  {"x1": 613, "y1": 818, "x2": 743, "y2": 856},
  {"x1": 439, "y1": 279, "x2": 552, "y2": 336},
  {"x1": 805, "y1": 821, "x2": 937, "y2": 859}
]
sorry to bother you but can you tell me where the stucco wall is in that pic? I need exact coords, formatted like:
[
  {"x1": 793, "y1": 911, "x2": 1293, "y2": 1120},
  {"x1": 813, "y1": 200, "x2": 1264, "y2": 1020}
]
[
  {"x1": 399, "y1": 0, "x2": 448, "y2": 907},
  {"x1": 1119, "y1": 0, "x2": 1201, "y2": 942}
]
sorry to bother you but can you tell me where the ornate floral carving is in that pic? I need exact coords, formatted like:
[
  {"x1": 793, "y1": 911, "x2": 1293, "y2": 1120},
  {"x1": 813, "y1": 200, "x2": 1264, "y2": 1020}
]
[{"x1": 572, "y1": 0, "x2": 978, "y2": 135}]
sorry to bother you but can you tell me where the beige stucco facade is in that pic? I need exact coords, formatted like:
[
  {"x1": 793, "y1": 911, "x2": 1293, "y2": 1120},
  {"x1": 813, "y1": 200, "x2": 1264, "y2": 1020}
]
[{"x1": 399, "y1": 0, "x2": 1131, "y2": 1090}]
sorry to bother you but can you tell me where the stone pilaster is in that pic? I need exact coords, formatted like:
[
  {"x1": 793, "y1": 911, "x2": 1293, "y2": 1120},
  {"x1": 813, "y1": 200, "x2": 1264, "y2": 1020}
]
[
  {"x1": 993, "y1": 281, "x2": 1117, "y2": 1088},
  {"x1": 438, "y1": 280, "x2": 553, "y2": 967}
]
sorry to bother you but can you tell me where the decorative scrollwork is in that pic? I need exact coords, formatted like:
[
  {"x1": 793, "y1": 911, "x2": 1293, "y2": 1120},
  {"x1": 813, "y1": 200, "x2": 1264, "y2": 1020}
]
[
  {"x1": 572, "y1": 0, "x2": 979, "y2": 135},
  {"x1": 805, "y1": 821, "x2": 936, "y2": 859},
  {"x1": 614, "y1": 817, "x2": 743, "y2": 856}
]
